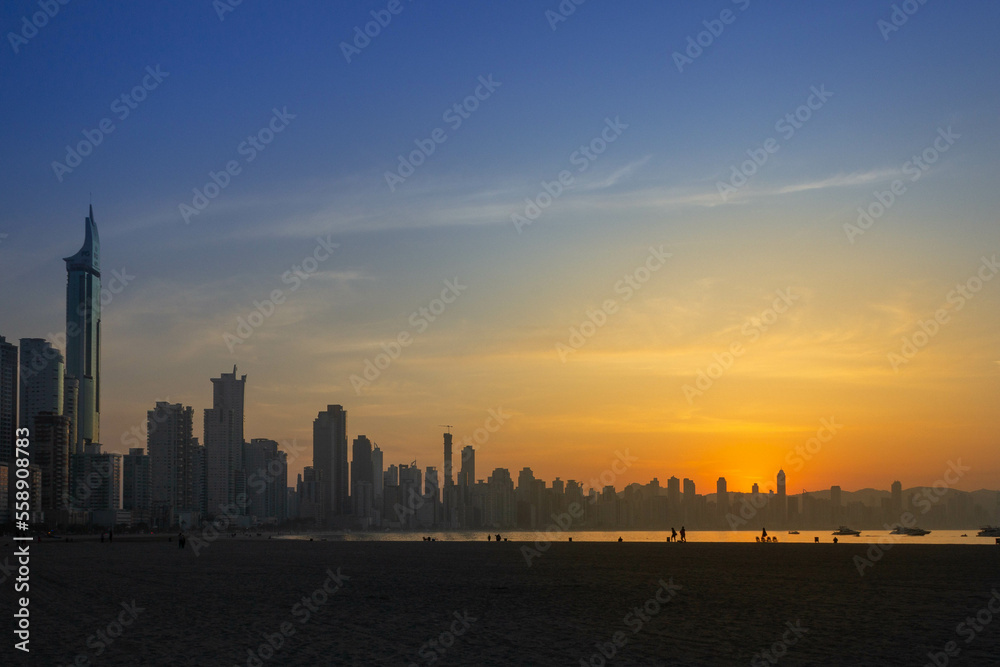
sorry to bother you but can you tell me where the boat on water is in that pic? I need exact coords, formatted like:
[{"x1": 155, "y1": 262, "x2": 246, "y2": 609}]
[
  {"x1": 787, "y1": 530, "x2": 800, "y2": 535},
  {"x1": 976, "y1": 526, "x2": 1000, "y2": 537},
  {"x1": 832, "y1": 526, "x2": 861, "y2": 536},
  {"x1": 890, "y1": 526, "x2": 931, "y2": 536}
]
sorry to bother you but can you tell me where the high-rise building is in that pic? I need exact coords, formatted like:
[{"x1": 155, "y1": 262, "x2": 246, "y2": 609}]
[
  {"x1": 351, "y1": 435, "x2": 374, "y2": 511},
  {"x1": 69, "y1": 443, "x2": 121, "y2": 512},
  {"x1": 33, "y1": 412, "x2": 71, "y2": 511},
  {"x1": 244, "y1": 438, "x2": 287, "y2": 522},
  {"x1": 313, "y1": 405, "x2": 348, "y2": 521},
  {"x1": 667, "y1": 476, "x2": 680, "y2": 509},
  {"x1": 459, "y1": 445, "x2": 475, "y2": 493},
  {"x1": 123, "y1": 447, "x2": 152, "y2": 526},
  {"x1": 18, "y1": 339, "x2": 65, "y2": 460},
  {"x1": 683, "y1": 478, "x2": 696, "y2": 500},
  {"x1": 0, "y1": 336, "x2": 16, "y2": 464},
  {"x1": 205, "y1": 367, "x2": 246, "y2": 515},
  {"x1": 443, "y1": 432, "x2": 453, "y2": 487},
  {"x1": 830, "y1": 485, "x2": 842, "y2": 523},
  {"x1": 148, "y1": 402, "x2": 197, "y2": 521},
  {"x1": 891, "y1": 480, "x2": 903, "y2": 514},
  {"x1": 63, "y1": 375, "x2": 78, "y2": 448},
  {"x1": 716, "y1": 477, "x2": 728, "y2": 520},
  {"x1": 371, "y1": 445, "x2": 384, "y2": 500},
  {"x1": 64, "y1": 207, "x2": 101, "y2": 453},
  {"x1": 776, "y1": 469, "x2": 787, "y2": 524}
]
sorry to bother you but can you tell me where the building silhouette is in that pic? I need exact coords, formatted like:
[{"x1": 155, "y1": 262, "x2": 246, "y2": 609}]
[
  {"x1": 63, "y1": 206, "x2": 101, "y2": 453},
  {"x1": 205, "y1": 367, "x2": 246, "y2": 515},
  {"x1": 313, "y1": 404, "x2": 348, "y2": 523},
  {"x1": 0, "y1": 336, "x2": 16, "y2": 465}
]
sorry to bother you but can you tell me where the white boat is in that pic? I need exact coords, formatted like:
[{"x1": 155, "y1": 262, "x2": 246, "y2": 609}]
[
  {"x1": 832, "y1": 526, "x2": 860, "y2": 536},
  {"x1": 890, "y1": 526, "x2": 931, "y2": 536},
  {"x1": 787, "y1": 530, "x2": 800, "y2": 535},
  {"x1": 976, "y1": 526, "x2": 1000, "y2": 537}
]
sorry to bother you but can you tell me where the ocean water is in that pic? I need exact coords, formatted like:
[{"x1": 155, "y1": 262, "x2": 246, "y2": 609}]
[{"x1": 276, "y1": 528, "x2": 998, "y2": 545}]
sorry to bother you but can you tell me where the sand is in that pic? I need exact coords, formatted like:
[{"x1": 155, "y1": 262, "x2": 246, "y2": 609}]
[{"x1": 5, "y1": 537, "x2": 999, "y2": 666}]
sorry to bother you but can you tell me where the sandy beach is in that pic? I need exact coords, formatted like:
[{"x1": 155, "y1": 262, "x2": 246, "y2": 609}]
[{"x1": 6, "y1": 538, "x2": 999, "y2": 666}]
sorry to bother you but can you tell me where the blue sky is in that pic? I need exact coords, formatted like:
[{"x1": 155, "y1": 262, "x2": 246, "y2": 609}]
[{"x1": 2, "y1": 0, "x2": 999, "y2": 491}]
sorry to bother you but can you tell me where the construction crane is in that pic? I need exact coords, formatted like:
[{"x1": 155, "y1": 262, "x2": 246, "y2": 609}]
[{"x1": 438, "y1": 424, "x2": 454, "y2": 433}]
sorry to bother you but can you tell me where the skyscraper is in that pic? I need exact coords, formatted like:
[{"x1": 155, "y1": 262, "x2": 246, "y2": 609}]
[
  {"x1": 459, "y1": 445, "x2": 475, "y2": 491},
  {"x1": 19, "y1": 339, "x2": 65, "y2": 460},
  {"x1": 123, "y1": 447, "x2": 152, "y2": 526},
  {"x1": 891, "y1": 480, "x2": 903, "y2": 514},
  {"x1": 776, "y1": 469, "x2": 787, "y2": 525},
  {"x1": 0, "y1": 336, "x2": 16, "y2": 464},
  {"x1": 371, "y1": 444, "x2": 384, "y2": 500},
  {"x1": 351, "y1": 435, "x2": 374, "y2": 512},
  {"x1": 205, "y1": 367, "x2": 246, "y2": 515},
  {"x1": 64, "y1": 207, "x2": 101, "y2": 452},
  {"x1": 313, "y1": 405, "x2": 348, "y2": 522},
  {"x1": 148, "y1": 402, "x2": 196, "y2": 523},
  {"x1": 33, "y1": 412, "x2": 71, "y2": 511},
  {"x1": 443, "y1": 432, "x2": 453, "y2": 487},
  {"x1": 716, "y1": 477, "x2": 728, "y2": 521}
]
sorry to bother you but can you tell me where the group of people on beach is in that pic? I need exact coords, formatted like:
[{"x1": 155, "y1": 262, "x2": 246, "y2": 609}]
[
  {"x1": 668, "y1": 526, "x2": 686, "y2": 542},
  {"x1": 487, "y1": 534, "x2": 508, "y2": 542}
]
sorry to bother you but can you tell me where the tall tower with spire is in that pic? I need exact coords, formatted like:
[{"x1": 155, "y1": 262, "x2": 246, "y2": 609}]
[{"x1": 64, "y1": 206, "x2": 101, "y2": 453}]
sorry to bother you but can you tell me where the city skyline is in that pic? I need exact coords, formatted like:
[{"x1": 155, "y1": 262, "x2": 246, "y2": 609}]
[{"x1": 3, "y1": 1, "x2": 999, "y2": 496}]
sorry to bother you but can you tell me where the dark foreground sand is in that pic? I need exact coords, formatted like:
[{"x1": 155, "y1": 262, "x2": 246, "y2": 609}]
[{"x1": 4, "y1": 538, "x2": 999, "y2": 666}]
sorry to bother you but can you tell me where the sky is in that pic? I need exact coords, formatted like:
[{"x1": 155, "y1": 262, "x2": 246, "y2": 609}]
[{"x1": 2, "y1": 0, "x2": 999, "y2": 495}]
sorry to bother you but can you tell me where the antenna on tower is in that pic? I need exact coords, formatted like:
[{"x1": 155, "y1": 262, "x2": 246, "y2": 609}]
[{"x1": 438, "y1": 424, "x2": 454, "y2": 433}]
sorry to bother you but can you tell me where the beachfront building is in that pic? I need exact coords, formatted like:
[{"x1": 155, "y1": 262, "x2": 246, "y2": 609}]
[
  {"x1": 0, "y1": 336, "x2": 17, "y2": 465},
  {"x1": 149, "y1": 401, "x2": 199, "y2": 526},
  {"x1": 69, "y1": 443, "x2": 121, "y2": 513},
  {"x1": 19, "y1": 338, "x2": 65, "y2": 464},
  {"x1": 64, "y1": 207, "x2": 101, "y2": 453},
  {"x1": 313, "y1": 404, "x2": 349, "y2": 524},
  {"x1": 123, "y1": 447, "x2": 152, "y2": 526},
  {"x1": 205, "y1": 368, "x2": 247, "y2": 516},
  {"x1": 33, "y1": 412, "x2": 71, "y2": 513}
]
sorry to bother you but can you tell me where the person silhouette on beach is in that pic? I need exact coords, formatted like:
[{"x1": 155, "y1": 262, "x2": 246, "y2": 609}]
[
  {"x1": 618, "y1": 536, "x2": 623, "y2": 542},
  {"x1": 680, "y1": 526, "x2": 686, "y2": 542},
  {"x1": 487, "y1": 534, "x2": 491, "y2": 542},
  {"x1": 761, "y1": 527, "x2": 767, "y2": 540},
  {"x1": 670, "y1": 527, "x2": 677, "y2": 542},
  {"x1": 496, "y1": 534, "x2": 501, "y2": 543}
]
